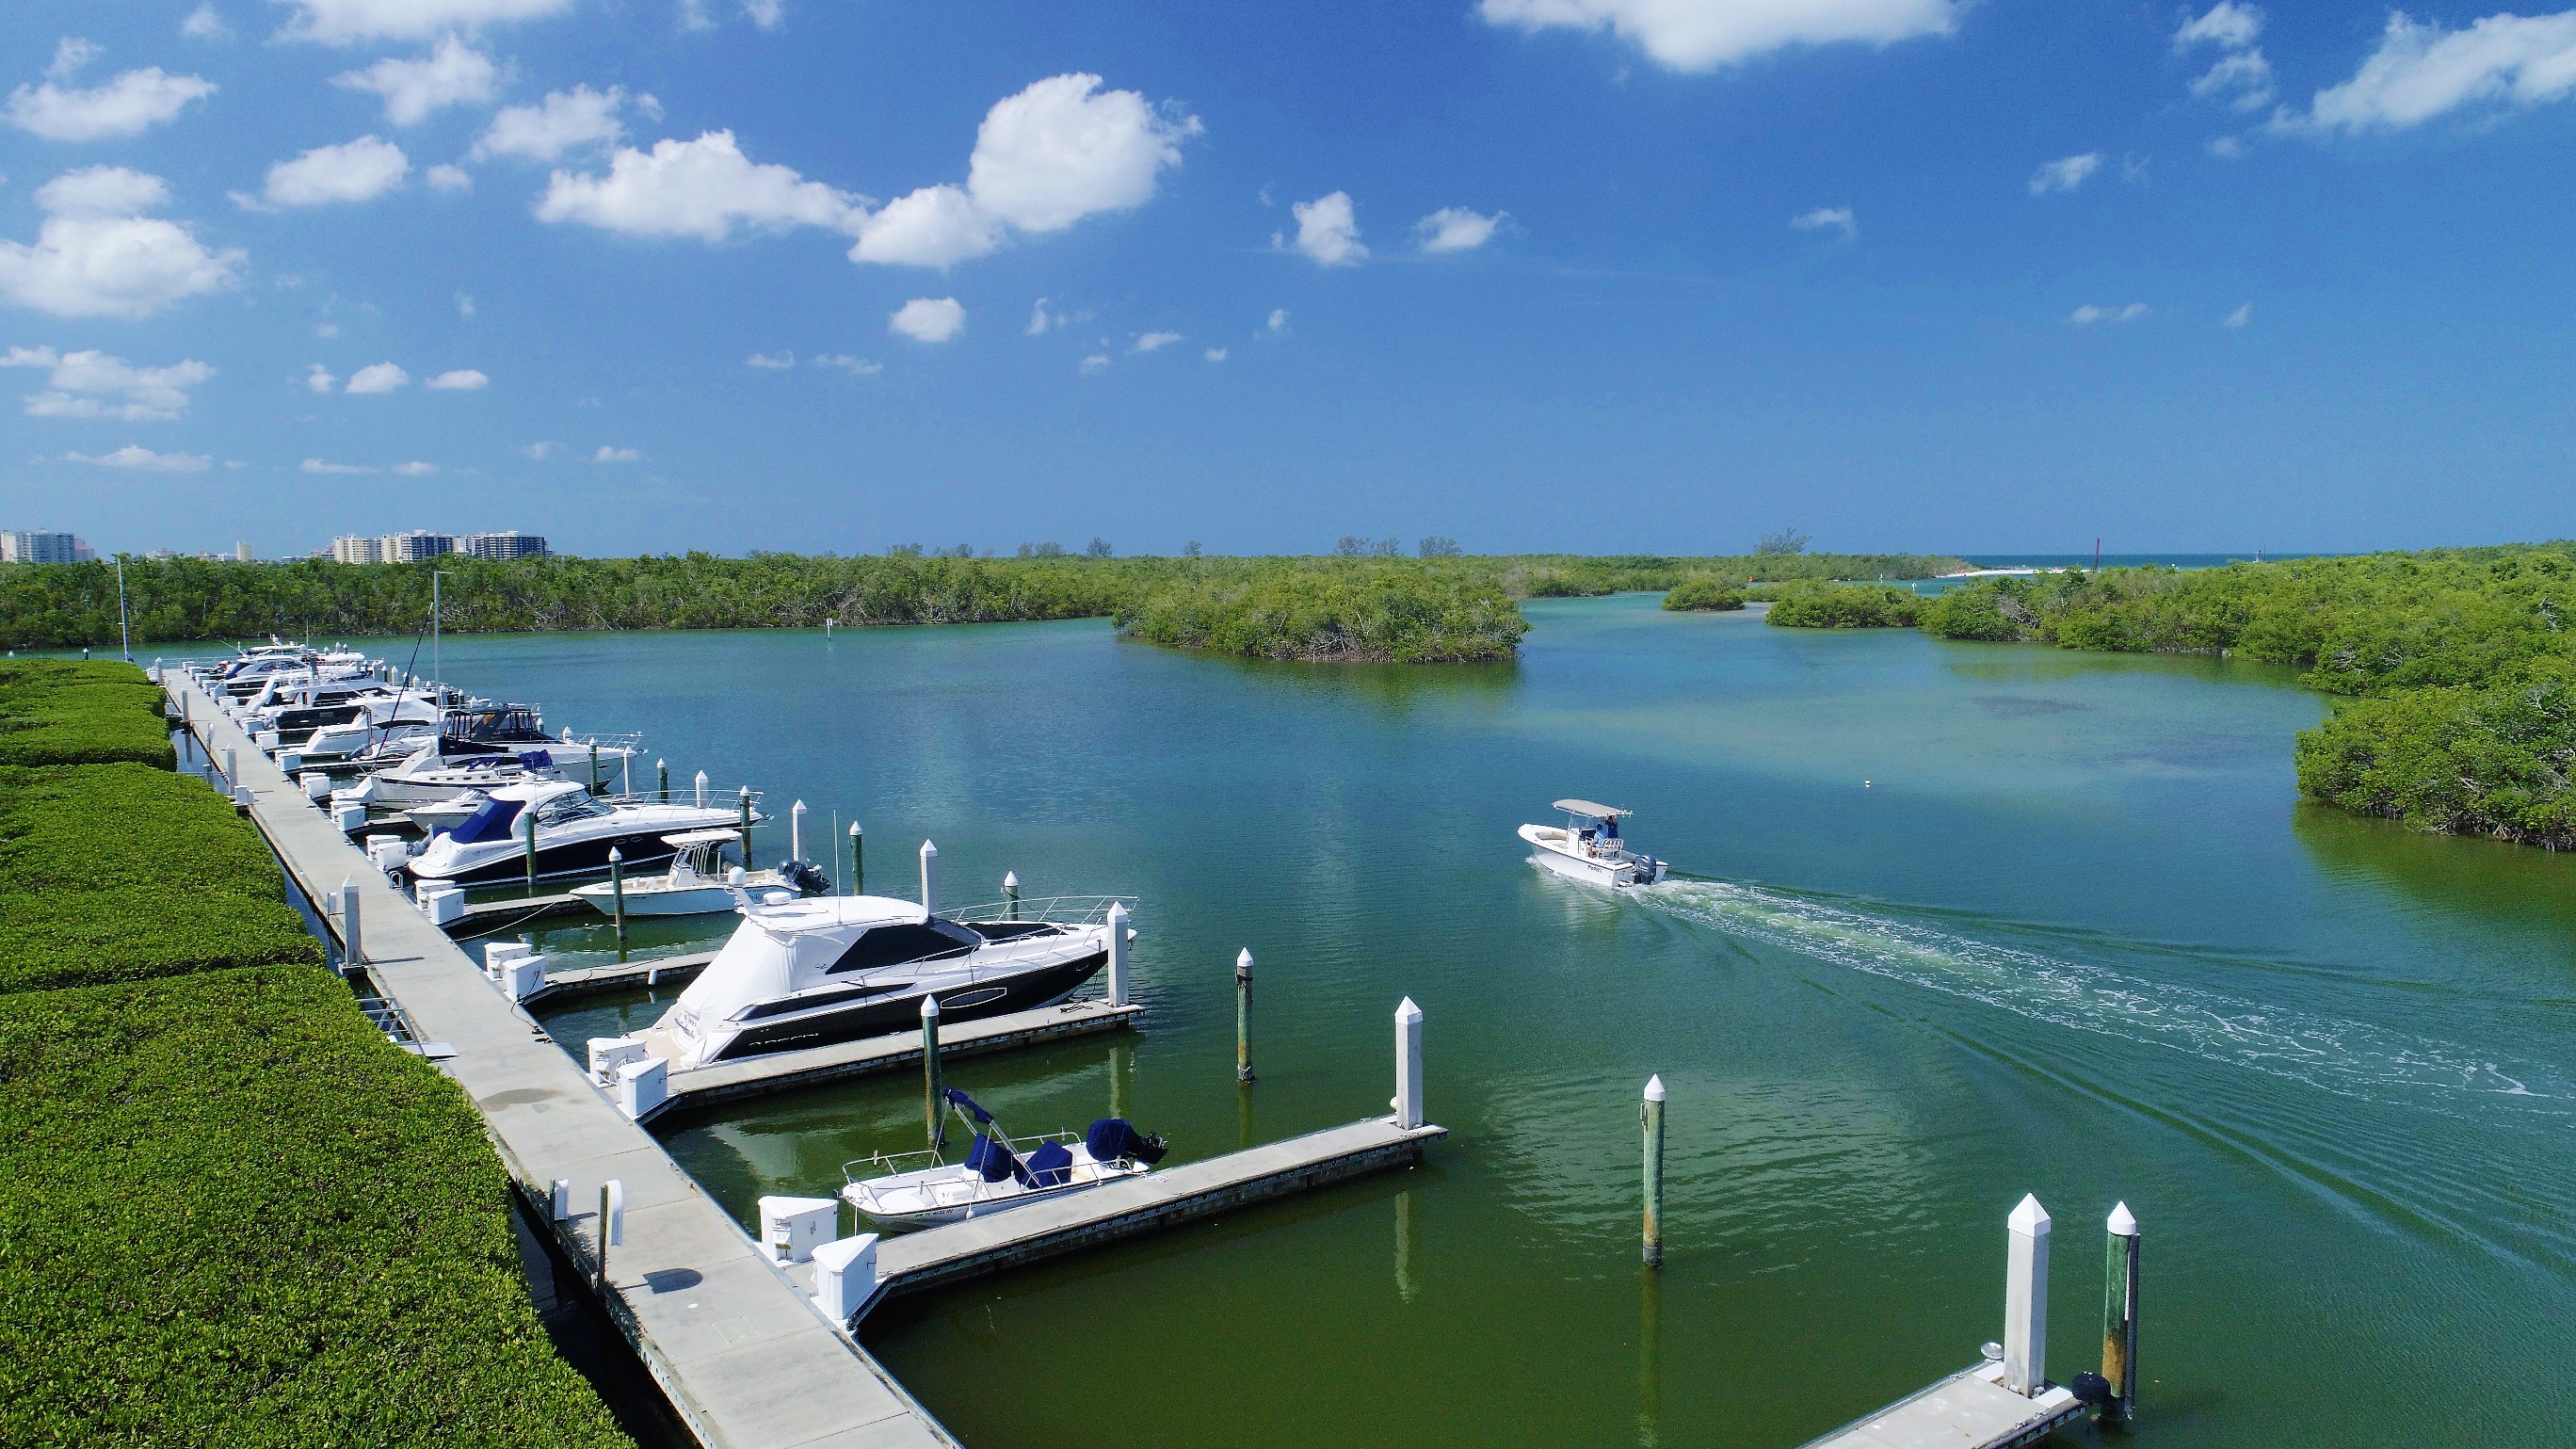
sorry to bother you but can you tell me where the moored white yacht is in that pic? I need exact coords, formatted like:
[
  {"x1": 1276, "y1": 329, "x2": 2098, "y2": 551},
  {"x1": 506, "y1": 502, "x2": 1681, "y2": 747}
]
[
  {"x1": 1518, "y1": 799, "x2": 1668, "y2": 889},
  {"x1": 624, "y1": 892, "x2": 1128, "y2": 1071},
  {"x1": 403, "y1": 778, "x2": 752, "y2": 884},
  {"x1": 350, "y1": 705, "x2": 636, "y2": 802}
]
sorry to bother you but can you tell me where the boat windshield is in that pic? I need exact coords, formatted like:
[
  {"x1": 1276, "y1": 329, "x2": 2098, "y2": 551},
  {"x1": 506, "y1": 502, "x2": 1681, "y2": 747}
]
[{"x1": 446, "y1": 796, "x2": 526, "y2": 845}]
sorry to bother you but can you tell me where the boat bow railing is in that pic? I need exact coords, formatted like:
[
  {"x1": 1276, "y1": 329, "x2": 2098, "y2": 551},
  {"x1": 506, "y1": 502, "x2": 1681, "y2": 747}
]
[{"x1": 948, "y1": 894, "x2": 1135, "y2": 926}]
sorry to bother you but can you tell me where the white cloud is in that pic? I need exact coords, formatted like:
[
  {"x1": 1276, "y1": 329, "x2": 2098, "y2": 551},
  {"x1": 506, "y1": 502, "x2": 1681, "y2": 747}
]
[
  {"x1": 1791, "y1": 204, "x2": 1857, "y2": 236},
  {"x1": 744, "y1": 0, "x2": 785, "y2": 27},
  {"x1": 1132, "y1": 330, "x2": 1182, "y2": 353},
  {"x1": 2175, "y1": 2, "x2": 2262, "y2": 52},
  {"x1": 3, "y1": 346, "x2": 213, "y2": 421},
  {"x1": 314, "y1": 321, "x2": 338, "y2": 337},
  {"x1": 2223, "y1": 302, "x2": 2253, "y2": 328},
  {"x1": 427, "y1": 368, "x2": 488, "y2": 390},
  {"x1": 593, "y1": 444, "x2": 639, "y2": 462},
  {"x1": 2191, "y1": 49, "x2": 2276, "y2": 110},
  {"x1": 889, "y1": 296, "x2": 965, "y2": 342},
  {"x1": 814, "y1": 353, "x2": 881, "y2": 373},
  {"x1": 2296, "y1": 10, "x2": 2576, "y2": 133},
  {"x1": 1290, "y1": 191, "x2": 1364, "y2": 265},
  {"x1": 2028, "y1": 153, "x2": 2101, "y2": 194},
  {"x1": 0, "y1": 167, "x2": 243, "y2": 319},
  {"x1": 746, "y1": 350, "x2": 795, "y2": 368},
  {"x1": 849, "y1": 73, "x2": 1200, "y2": 267},
  {"x1": 2069, "y1": 302, "x2": 2149, "y2": 324},
  {"x1": 1266, "y1": 307, "x2": 1289, "y2": 333},
  {"x1": 2208, "y1": 135, "x2": 2248, "y2": 158},
  {"x1": 183, "y1": 7, "x2": 233, "y2": 40},
  {"x1": 523, "y1": 440, "x2": 558, "y2": 459},
  {"x1": 7, "y1": 45, "x2": 218, "y2": 141},
  {"x1": 246, "y1": 137, "x2": 409, "y2": 209},
  {"x1": 65, "y1": 443, "x2": 208, "y2": 471},
  {"x1": 457, "y1": 291, "x2": 476, "y2": 317},
  {"x1": 1204, "y1": 346, "x2": 1227, "y2": 362},
  {"x1": 392, "y1": 460, "x2": 438, "y2": 475},
  {"x1": 426, "y1": 164, "x2": 473, "y2": 193},
  {"x1": 1080, "y1": 353, "x2": 1110, "y2": 374},
  {"x1": 680, "y1": 0, "x2": 716, "y2": 31},
  {"x1": 474, "y1": 85, "x2": 632, "y2": 163},
  {"x1": 346, "y1": 361, "x2": 410, "y2": 394},
  {"x1": 1416, "y1": 206, "x2": 1504, "y2": 252},
  {"x1": 332, "y1": 38, "x2": 497, "y2": 125},
  {"x1": 306, "y1": 363, "x2": 337, "y2": 394},
  {"x1": 300, "y1": 458, "x2": 375, "y2": 474},
  {"x1": 274, "y1": 0, "x2": 576, "y2": 45},
  {"x1": 537, "y1": 130, "x2": 855, "y2": 241},
  {"x1": 1026, "y1": 298, "x2": 1055, "y2": 334},
  {"x1": 1478, "y1": 0, "x2": 1956, "y2": 72}
]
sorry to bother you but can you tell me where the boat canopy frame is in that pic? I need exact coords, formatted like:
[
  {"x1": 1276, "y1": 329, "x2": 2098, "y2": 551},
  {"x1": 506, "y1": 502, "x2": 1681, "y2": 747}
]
[{"x1": 1553, "y1": 798, "x2": 1634, "y2": 820}]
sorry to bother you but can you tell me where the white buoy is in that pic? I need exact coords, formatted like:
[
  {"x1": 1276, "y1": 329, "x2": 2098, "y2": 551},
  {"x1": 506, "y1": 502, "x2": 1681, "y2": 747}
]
[
  {"x1": 918, "y1": 840, "x2": 939, "y2": 916},
  {"x1": 2003, "y1": 1194, "x2": 2052, "y2": 1396}
]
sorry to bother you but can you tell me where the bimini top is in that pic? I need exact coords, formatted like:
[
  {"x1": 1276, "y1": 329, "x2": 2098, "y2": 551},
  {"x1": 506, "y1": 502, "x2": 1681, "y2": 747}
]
[
  {"x1": 1554, "y1": 799, "x2": 1633, "y2": 819},
  {"x1": 660, "y1": 829, "x2": 744, "y2": 847}
]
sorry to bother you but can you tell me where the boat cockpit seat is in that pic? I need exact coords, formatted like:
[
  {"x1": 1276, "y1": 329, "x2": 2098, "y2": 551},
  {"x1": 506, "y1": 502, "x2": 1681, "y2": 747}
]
[
  {"x1": 1024, "y1": 1141, "x2": 1074, "y2": 1188},
  {"x1": 966, "y1": 1134, "x2": 1035, "y2": 1187}
]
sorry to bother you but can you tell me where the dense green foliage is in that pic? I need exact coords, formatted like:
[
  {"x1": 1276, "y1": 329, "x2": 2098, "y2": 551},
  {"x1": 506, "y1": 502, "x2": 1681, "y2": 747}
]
[
  {"x1": 1660, "y1": 577, "x2": 1747, "y2": 611},
  {"x1": 0, "y1": 965, "x2": 631, "y2": 1448},
  {"x1": 1115, "y1": 561, "x2": 1528, "y2": 661},
  {"x1": 1763, "y1": 582, "x2": 1923, "y2": 629},
  {"x1": 0, "y1": 659, "x2": 174, "y2": 766},
  {"x1": 0, "y1": 551, "x2": 1970, "y2": 651},
  {"x1": 0, "y1": 763, "x2": 320, "y2": 994},
  {"x1": 1913, "y1": 545, "x2": 2576, "y2": 846}
]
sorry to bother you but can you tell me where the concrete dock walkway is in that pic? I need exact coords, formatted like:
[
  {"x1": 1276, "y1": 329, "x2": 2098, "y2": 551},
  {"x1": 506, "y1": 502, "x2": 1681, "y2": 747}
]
[
  {"x1": 1797, "y1": 1362, "x2": 2082, "y2": 1449},
  {"x1": 175, "y1": 674, "x2": 957, "y2": 1449}
]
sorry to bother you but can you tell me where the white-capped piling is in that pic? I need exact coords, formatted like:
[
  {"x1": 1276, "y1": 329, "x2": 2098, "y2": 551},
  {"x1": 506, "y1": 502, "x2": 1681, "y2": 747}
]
[
  {"x1": 551, "y1": 1178, "x2": 572, "y2": 1219},
  {"x1": 597, "y1": 1180, "x2": 625, "y2": 1291},
  {"x1": 221, "y1": 745, "x2": 235, "y2": 783},
  {"x1": 918, "y1": 840, "x2": 939, "y2": 916},
  {"x1": 922, "y1": 995, "x2": 944, "y2": 1151},
  {"x1": 1642, "y1": 1074, "x2": 1666, "y2": 1267},
  {"x1": 2103, "y1": 1202, "x2": 2141, "y2": 1421},
  {"x1": 2004, "y1": 1194, "x2": 2052, "y2": 1396},
  {"x1": 738, "y1": 787, "x2": 754, "y2": 868},
  {"x1": 1005, "y1": 871, "x2": 1020, "y2": 921},
  {"x1": 1105, "y1": 901, "x2": 1131, "y2": 1006},
  {"x1": 694, "y1": 769, "x2": 709, "y2": 809},
  {"x1": 657, "y1": 759, "x2": 668, "y2": 802},
  {"x1": 1235, "y1": 949, "x2": 1255, "y2": 1085},
  {"x1": 790, "y1": 799, "x2": 806, "y2": 862},
  {"x1": 1394, "y1": 997, "x2": 1425, "y2": 1129},
  {"x1": 608, "y1": 846, "x2": 627, "y2": 948},
  {"x1": 523, "y1": 809, "x2": 539, "y2": 890},
  {"x1": 338, "y1": 876, "x2": 363, "y2": 967},
  {"x1": 848, "y1": 821, "x2": 863, "y2": 894}
]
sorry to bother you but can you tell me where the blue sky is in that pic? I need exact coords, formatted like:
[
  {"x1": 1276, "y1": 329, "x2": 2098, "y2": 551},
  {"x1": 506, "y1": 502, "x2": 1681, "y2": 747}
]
[{"x1": 1, "y1": 0, "x2": 2572, "y2": 559}]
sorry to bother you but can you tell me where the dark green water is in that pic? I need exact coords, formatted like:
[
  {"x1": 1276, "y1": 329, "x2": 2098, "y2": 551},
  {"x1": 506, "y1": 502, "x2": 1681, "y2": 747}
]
[{"x1": 413, "y1": 595, "x2": 2576, "y2": 1447}]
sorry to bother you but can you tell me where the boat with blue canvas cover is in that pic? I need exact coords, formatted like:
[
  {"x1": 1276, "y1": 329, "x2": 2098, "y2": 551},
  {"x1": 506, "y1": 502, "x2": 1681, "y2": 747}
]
[{"x1": 841, "y1": 1088, "x2": 1167, "y2": 1232}]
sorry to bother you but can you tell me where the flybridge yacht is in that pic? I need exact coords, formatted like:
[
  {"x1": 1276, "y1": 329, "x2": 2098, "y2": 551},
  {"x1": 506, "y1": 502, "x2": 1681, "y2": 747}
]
[
  {"x1": 403, "y1": 779, "x2": 751, "y2": 884},
  {"x1": 351, "y1": 705, "x2": 636, "y2": 801},
  {"x1": 297, "y1": 695, "x2": 445, "y2": 762},
  {"x1": 630, "y1": 893, "x2": 1128, "y2": 1071},
  {"x1": 1518, "y1": 799, "x2": 1668, "y2": 889},
  {"x1": 210, "y1": 644, "x2": 373, "y2": 700}
]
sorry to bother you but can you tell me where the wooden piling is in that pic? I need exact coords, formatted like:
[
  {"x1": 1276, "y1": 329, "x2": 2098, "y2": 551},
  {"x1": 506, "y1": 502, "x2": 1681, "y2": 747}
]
[
  {"x1": 790, "y1": 799, "x2": 806, "y2": 862},
  {"x1": 1235, "y1": 948, "x2": 1254, "y2": 1085},
  {"x1": 1642, "y1": 1074, "x2": 1666, "y2": 1268},
  {"x1": 657, "y1": 758, "x2": 668, "y2": 802},
  {"x1": 922, "y1": 995, "x2": 944, "y2": 1151},
  {"x1": 2103, "y1": 1202, "x2": 2140, "y2": 1422},
  {"x1": 523, "y1": 810, "x2": 539, "y2": 891},
  {"x1": 849, "y1": 821, "x2": 863, "y2": 894},
  {"x1": 1005, "y1": 871, "x2": 1020, "y2": 921},
  {"x1": 608, "y1": 846, "x2": 628, "y2": 952},
  {"x1": 738, "y1": 787, "x2": 754, "y2": 869},
  {"x1": 339, "y1": 876, "x2": 363, "y2": 968}
]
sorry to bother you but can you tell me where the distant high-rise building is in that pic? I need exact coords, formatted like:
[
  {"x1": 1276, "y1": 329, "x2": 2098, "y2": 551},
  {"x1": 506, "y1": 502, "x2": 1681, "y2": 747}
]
[
  {"x1": 1, "y1": 530, "x2": 82, "y2": 564},
  {"x1": 330, "y1": 535, "x2": 383, "y2": 564},
  {"x1": 234, "y1": 541, "x2": 253, "y2": 563},
  {"x1": 462, "y1": 531, "x2": 549, "y2": 560},
  {"x1": 379, "y1": 531, "x2": 457, "y2": 562}
]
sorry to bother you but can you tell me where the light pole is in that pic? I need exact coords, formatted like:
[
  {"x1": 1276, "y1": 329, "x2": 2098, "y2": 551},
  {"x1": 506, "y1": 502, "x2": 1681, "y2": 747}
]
[{"x1": 115, "y1": 555, "x2": 132, "y2": 661}]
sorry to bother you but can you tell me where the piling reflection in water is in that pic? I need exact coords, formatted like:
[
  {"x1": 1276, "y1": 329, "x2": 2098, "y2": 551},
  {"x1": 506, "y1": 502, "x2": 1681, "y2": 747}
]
[
  {"x1": 1393, "y1": 1185, "x2": 1418, "y2": 1304},
  {"x1": 1637, "y1": 1265, "x2": 1663, "y2": 1449}
]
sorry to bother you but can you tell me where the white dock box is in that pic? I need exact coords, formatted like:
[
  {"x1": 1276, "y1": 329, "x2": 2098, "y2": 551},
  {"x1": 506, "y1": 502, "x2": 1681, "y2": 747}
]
[
  {"x1": 331, "y1": 801, "x2": 367, "y2": 833},
  {"x1": 500, "y1": 956, "x2": 546, "y2": 1003},
  {"x1": 588, "y1": 1035, "x2": 648, "y2": 1085},
  {"x1": 416, "y1": 881, "x2": 463, "y2": 926},
  {"x1": 484, "y1": 941, "x2": 534, "y2": 982},
  {"x1": 299, "y1": 769, "x2": 330, "y2": 799},
  {"x1": 812, "y1": 1233, "x2": 880, "y2": 1325},
  {"x1": 757, "y1": 1196, "x2": 839, "y2": 1265},
  {"x1": 615, "y1": 1057, "x2": 667, "y2": 1119},
  {"x1": 365, "y1": 834, "x2": 409, "y2": 873}
]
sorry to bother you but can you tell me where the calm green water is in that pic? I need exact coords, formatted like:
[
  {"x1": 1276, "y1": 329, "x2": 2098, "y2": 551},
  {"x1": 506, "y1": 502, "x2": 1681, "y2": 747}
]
[{"x1": 399, "y1": 596, "x2": 2576, "y2": 1447}]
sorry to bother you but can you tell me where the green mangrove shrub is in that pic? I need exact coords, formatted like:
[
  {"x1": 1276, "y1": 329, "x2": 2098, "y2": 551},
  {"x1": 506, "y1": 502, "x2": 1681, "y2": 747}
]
[
  {"x1": 1116, "y1": 562, "x2": 1529, "y2": 661},
  {"x1": 1661, "y1": 577, "x2": 1747, "y2": 611},
  {"x1": 1763, "y1": 582, "x2": 1922, "y2": 629}
]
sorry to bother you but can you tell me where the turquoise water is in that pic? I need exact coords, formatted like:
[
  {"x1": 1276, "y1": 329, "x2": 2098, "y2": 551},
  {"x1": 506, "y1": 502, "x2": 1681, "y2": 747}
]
[{"x1": 398, "y1": 596, "x2": 2575, "y2": 1447}]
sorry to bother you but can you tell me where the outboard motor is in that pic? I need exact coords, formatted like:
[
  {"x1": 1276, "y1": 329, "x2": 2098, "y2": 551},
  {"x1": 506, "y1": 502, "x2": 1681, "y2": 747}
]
[
  {"x1": 780, "y1": 859, "x2": 830, "y2": 895},
  {"x1": 1086, "y1": 1119, "x2": 1169, "y2": 1166}
]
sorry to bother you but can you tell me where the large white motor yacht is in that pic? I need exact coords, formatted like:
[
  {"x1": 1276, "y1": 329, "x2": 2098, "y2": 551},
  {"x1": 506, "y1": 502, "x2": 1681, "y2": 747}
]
[
  {"x1": 403, "y1": 778, "x2": 751, "y2": 884},
  {"x1": 630, "y1": 893, "x2": 1127, "y2": 1071},
  {"x1": 1518, "y1": 798, "x2": 1669, "y2": 889}
]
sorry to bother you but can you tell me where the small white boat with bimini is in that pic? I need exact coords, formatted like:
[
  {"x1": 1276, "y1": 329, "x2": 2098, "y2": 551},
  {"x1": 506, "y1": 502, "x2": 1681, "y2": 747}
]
[
  {"x1": 841, "y1": 1088, "x2": 1167, "y2": 1232},
  {"x1": 1519, "y1": 798, "x2": 1667, "y2": 889},
  {"x1": 569, "y1": 830, "x2": 824, "y2": 917}
]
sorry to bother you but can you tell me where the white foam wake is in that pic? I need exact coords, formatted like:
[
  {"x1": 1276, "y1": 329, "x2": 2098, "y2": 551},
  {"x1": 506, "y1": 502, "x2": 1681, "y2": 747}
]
[{"x1": 1634, "y1": 877, "x2": 2560, "y2": 1107}]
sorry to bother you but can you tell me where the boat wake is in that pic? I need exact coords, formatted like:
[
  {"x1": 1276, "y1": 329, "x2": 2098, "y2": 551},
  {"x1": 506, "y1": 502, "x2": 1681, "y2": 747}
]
[{"x1": 1633, "y1": 877, "x2": 2566, "y2": 1109}]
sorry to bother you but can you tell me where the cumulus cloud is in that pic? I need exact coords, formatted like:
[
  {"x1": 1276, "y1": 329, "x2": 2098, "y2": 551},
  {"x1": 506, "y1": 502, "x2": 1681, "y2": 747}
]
[
  {"x1": 300, "y1": 458, "x2": 375, "y2": 474},
  {"x1": 306, "y1": 363, "x2": 337, "y2": 393},
  {"x1": 274, "y1": 0, "x2": 577, "y2": 45},
  {"x1": 1079, "y1": 353, "x2": 1110, "y2": 374},
  {"x1": 3, "y1": 346, "x2": 213, "y2": 421},
  {"x1": 1478, "y1": 0, "x2": 1956, "y2": 72},
  {"x1": 593, "y1": 444, "x2": 639, "y2": 462},
  {"x1": 889, "y1": 296, "x2": 965, "y2": 342},
  {"x1": 1791, "y1": 205, "x2": 1857, "y2": 236},
  {"x1": 2069, "y1": 302, "x2": 2149, "y2": 324},
  {"x1": 1415, "y1": 206, "x2": 1503, "y2": 252},
  {"x1": 1265, "y1": 308, "x2": 1289, "y2": 334},
  {"x1": 2177, "y1": 2, "x2": 2262, "y2": 51},
  {"x1": 848, "y1": 73, "x2": 1201, "y2": 266},
  {"x1": 537, "y1": 130, "x2": 855, "y2": 241},
  {"x1": 6, "y1": 40, "x2": 218, "y2": 141},
  {"x1": 426, "y1": 163, "x2": 473, "y2": 193},
  {"x1": 2191, "y1": 49, "x2": 2276, "y2": 110},
  {"x1": 1289, "y1": 191, "x2": 1364, "y2": 265},
  {"x1": 244, "y1": 137, "x2": 409, "y2": 209},
  {"x1": 1132, "y1": 330, "x2": 1182, "y2": 352},
  {"x1": 65, "y1": 443, "x2": 209, "y2": 471},
  {"x1": 746, "y1": 350, "x2": 795, "y2": 368},
  {"x1": 332, "y1": 38, "x2": 497, "y2": 125},
  {"x1": 1204, "y1": 346, "x2": 1227, "y2": 362},
  {"x1": 474, "y1": 85, "x2": 635, "y2": 162},
  {"x1": 523, "y1": 440, "x2": 558, "y2": 459},
  {"x1": 2029, "y1": 153, "x2": 2101, "y2": 194},
  {"x1": 744, "y1": 0, "x2": 785, "y2": 28},
  {"x1": 2223, "y1": 302, "x2": 2253, "y2": 328},
  {"x1": 392, "y1": 460, "x2": 438, "y2": 475},
  {"x1": 814, "y1": 353, "x2": 882, "y2": 374},
  {"x1": 2294, "y1": 10, "x2": 2576, "y2": 133},
  {"x1": 346, "y1": 362, "x2": 410, "y2": 393},
  {"x1": 427, "y1": 368, "x2": 488, "y2": 390},
  {"x1": 183, "y1": 7, "x2": 232, "y2": 40},
  {"x1": 0, "y1": 167, "x2": 244, "y2": 319},
  {"x1": 1026, "y1": 298, "x2": 1055, "y2": 335}
]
